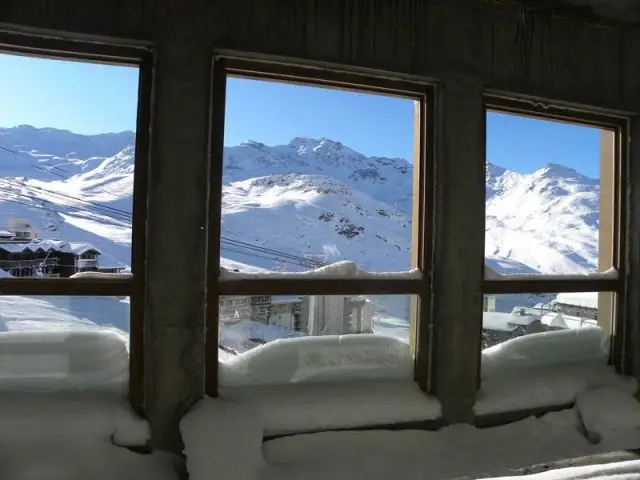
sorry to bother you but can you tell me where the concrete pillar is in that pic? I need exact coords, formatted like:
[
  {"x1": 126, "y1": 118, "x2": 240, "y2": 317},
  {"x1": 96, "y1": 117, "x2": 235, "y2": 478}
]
[{"x1": 144, "y1": 37, "x2": 210, "y2": 452}]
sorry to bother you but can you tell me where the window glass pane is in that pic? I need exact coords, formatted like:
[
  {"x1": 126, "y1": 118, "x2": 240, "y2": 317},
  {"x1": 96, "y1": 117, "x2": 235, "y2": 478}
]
[
  {"x1": 222, "y1": 76, "x2": 419, "y2": 274},
  {"x1": 0, "y1": 53, "x2": 139, "y2": 277},
  {"x1": 218, "y1": 294, "x2": 415, "y2": 387},
  {"x1": 485, "y1": 111, "x2": 612, "y2": 277},
  {"x1": 0, "y1": 295, "x2": 129, "y2": 391},
  {"x1": 481, "y1": 292, "x2": 612, "y2": 377}
]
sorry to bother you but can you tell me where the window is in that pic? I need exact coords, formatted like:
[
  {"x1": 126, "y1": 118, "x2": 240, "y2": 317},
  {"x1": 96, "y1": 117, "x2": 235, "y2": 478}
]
[
  {"x1": 0, "y1": 295, "x2": 130, "y2": 391},
  {"x1": 207, "y1": 58, "x2": 433, "y2": 392},
  {"x1": 0, "y1": 38, "x2": 149, "y2": 410},
  {"x1": 482, "y1": 97, "x2": 626, "y2": 389}
]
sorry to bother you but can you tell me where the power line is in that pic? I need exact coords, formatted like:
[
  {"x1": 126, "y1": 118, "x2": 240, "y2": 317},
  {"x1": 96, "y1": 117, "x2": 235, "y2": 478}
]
[{"x1": 0, "y1": 143, "x2": 330, "y2": 270}]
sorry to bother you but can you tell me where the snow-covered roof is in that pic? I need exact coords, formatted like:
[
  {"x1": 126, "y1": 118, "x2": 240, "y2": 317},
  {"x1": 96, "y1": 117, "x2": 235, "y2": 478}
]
[
  {"x1": 554, "y1": 292, "x2": 598, "y2": 310},
  {"x1": 271, "y1": 295, "x2": 303, "y2": 304},
  {"x1": 541, "y1": 312, "x2": 598, "y2": 330},
  {"x1": 0, "y1": 239, "x2": 101, "y2": 255},
  {"x1": 483, "y1": 312, "x2": 518, "y2": 332}
]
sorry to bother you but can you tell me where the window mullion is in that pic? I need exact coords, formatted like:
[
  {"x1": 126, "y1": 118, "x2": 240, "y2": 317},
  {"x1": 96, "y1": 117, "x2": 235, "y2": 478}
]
[{"x1": 430, "y1": 76, "x2": 485, "y2": 423}]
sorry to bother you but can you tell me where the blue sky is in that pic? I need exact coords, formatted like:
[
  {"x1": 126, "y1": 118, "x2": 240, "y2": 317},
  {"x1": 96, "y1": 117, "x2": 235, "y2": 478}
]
[
  {"x1": 0, "y1": 53, "x2": 139, "y2": 135},
  {"x1": 0, "y1": 54, "x2": 600, "y2": 178}
]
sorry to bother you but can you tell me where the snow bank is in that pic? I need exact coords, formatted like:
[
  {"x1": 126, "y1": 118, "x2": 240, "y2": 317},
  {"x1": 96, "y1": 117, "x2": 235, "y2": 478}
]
[
  {"x1": 181, "y1": 400, "x2": 640, "y2": 480},
  {"x1": 482, "y1": 326, "x2": 609, "y2": 378},
  {"x1": 476, "y1": 459, "x2": 640, "y2": 480},
  {"x1": 219, "y1": 320, "x2": 304, "y2": 354},
  {"x1": 475, "y1": 363, "x2": 637, "y2": 415},
  {"x1": 70, "y1": 271, "x2": 133, "y2": 280},
  {"x1": 0, "y1": 330, "x2": 128, "y2": 393},
  {"x1": 220, "y1": 260, "x2": 421, "y2": 280},
  {"x1": 220, "y1": 380, "x2": 440, "y2": 436},
  {"x1": 181, "y1": 398, "x2": 266, "y2": 480},
  {"x1": 219, "y1": 334, "x2": 412, "y2": 387},
  {"x1": 576, "y1": 388, "x2": 640, "y2": 444},
  {"x1": 484, "y1": 268, "x2": 619, "y2": 282},
  {"x1": 0, "y1": 392, "x2": 179, "y2": 480}
]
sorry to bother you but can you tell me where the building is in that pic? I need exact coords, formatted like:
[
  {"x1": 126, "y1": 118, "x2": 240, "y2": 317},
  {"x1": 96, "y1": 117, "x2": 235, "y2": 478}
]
[
  {"x1": 219, "y1": 295, "x2": 270, "y2": 324},
  {"x1": 218, "y1": 293, "x2": 374, "y2": 336},
  {"x1": 0, "y1": 239, "x2": 101, "y2": 278},
  {"x1": 267, "y1": 296, "x2": 303, "y2": 331},
  {"x1": 552, "y1": 292, "x2": 599, "y2": 321},
  {"x1": 301, "y1": 295, "x2": 374, "y2": 336},
  {"x1": 481, "y1": 310, "x2": 546, "y2": 349}
]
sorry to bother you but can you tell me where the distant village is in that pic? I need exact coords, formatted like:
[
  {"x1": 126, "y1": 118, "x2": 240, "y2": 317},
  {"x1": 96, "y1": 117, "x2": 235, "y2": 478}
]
[
  {"x1": 481, "y1": 292, "x2": 599, "y2": 348},
  {"x1": 0, "y1": 218, "x2": 125, "y2": 278},
  {"x1": 220, "y1": 293, "x2": 375, "y2": 349},
  {"x1": 219, "y1": 265, "x2": 599, "y2": 353}
]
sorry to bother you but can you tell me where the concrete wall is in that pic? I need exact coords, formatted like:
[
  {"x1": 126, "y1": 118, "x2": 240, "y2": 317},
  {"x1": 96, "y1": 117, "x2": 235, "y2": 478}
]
[
  {"x1": 2, "y1": 0, "x2": 639, "y2": 452},
  {"x1": 1, "y1": 0, "x2": 639, "y2": 111}
]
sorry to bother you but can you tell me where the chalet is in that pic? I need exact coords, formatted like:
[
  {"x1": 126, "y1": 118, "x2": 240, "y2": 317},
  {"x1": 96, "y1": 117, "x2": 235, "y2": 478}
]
[
  {"x1": 0, "y1": 239, "x2": 101, "y2": 278},
  {"x1": 551, "y1": 292, "x2": 599, "y2": 321}
]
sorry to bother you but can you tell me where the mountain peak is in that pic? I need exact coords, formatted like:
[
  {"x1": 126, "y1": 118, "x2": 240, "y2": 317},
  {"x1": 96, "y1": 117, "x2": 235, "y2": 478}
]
[{"x1": 537, "y1": 163, "x2": 595, "y2": 182}]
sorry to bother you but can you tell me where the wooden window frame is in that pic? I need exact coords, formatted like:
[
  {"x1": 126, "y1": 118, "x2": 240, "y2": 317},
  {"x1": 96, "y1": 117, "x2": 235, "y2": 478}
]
[
  {"x1": 205, "y1": 55, "x2": 436, "y2": 396},
  {"x1": 482, "y1": 94, "x2": 628, "y2": 371},
  {"x1": 0, "y1": 31, "x2": 151, "y2": 414}
]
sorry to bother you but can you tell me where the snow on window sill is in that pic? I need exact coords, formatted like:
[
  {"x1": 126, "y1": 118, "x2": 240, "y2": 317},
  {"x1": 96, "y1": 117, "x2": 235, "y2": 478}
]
[
  {"x1": 70, "y1": 271, "x2": 133, "y2": 280},
  {"x1": 477, "y1": 325, "x2": 636, "y2": 415},
  {"x1": 0, "y1": 330, "x2": 129, "y2": 394},
  {"x1": 219, "y1": 260, "x2": 422, "y2": 281},
  {"x1": 181, "y1": 393, "x2": 640, "y2": 480},
  {"x1": 219, "y1": 334, "x2": 413, "y2": 388},
  {"x1": 484, "y1": 267, "x2": 619, "y2": 282},
  {"x1": 474, "y1": 362, "x2": 637, "y2": 416},
  {"x1": 218, "y1": 380, "x2": 440, "y2": 437}
]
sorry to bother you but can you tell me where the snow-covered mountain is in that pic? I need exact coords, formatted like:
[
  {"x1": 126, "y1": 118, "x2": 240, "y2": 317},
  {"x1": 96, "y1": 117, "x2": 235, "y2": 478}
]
[
  {"x1": 486, "y1": 162, "x2": 599, "y2": 275},
  {"x1": 0, "y1": 126, "x2": 600, "y2": 279}
]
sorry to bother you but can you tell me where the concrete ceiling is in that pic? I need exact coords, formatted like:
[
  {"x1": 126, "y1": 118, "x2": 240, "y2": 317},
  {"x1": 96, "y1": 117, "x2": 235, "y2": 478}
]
[{"x1": 518, "y1": 0, "x2": 640, "y2": 24}]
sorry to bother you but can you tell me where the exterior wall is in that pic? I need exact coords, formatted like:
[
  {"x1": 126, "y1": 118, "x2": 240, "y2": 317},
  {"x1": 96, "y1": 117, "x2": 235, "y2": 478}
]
[{"x1": 269, "y1": 303, "x2": 295, "y2": 330}]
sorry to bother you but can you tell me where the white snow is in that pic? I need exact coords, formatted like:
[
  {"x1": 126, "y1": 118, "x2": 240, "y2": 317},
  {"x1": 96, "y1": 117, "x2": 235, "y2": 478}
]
[
  {"x1": 0, "y1": 238, "x2": 99, "y2": 255},
  {"x1": 181, "y1": 394, "x2": 640, "y2": 480},
  {"x1": 485, "y1": 269, "x2": 619, "y2": 281},
  {"x1": 482, "y1": 326, "x2": 610, "y2": 378},
  {"x1": 220, "y1": 260, "x2": 421, "y2": 280},
  {"x1": 541, "y1": 312, "x2": 597, "y2": 330},
  {"x1": 576, "y1": 387, "x2": 640, "y2": 444},
  {"x1": 0, "y1": 392, "x2": 180, "y2": 480},
  {"x1": 555, "y1": 292, "x2": 599, "y2": 310},
  {"x1": 486, "y1": 162, "x2": 601, "y2": 275},
  {"x1": 70, "y1": 271, "x2": 133, "y2": 280},
  {"x1": 219, "y1": 380, "x2": 440, "y2": 437},
  {"x1": 476, "y1": 460, "x2": 640, "y2": 480},
  {"x1": 0, "y1": 330, "x2": 128, "y2": 393},
  {"x1": 483, "y1": 312, "x2": 520, "y2": 332},
  {"x1": 219, "y1": 334, "x2": 412, "y2": 387},
  {"x1": 0, "y1": 295, "x2": 130, "y2": 347},
  {"x1": 475, "y1": 363, "x2": 636, "y2": 415}
]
